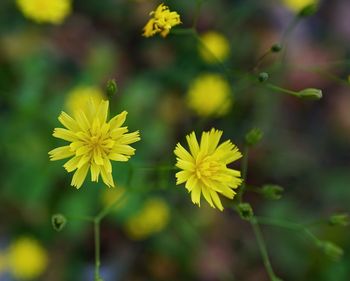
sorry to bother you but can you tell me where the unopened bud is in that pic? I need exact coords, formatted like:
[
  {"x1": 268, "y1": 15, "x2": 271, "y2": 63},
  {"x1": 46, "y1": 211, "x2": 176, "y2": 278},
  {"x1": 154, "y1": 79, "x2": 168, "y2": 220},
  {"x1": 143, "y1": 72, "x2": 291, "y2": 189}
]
[
  {"x1": 237, "y1": 203, "x2": 254, "y2": 221},
  {"x1": 271, "y1": 43, "x2": 282, "y2": 53},
  {"x1": 51, "y1": 214, "x2": 67, "y2": 232},
  {"x1": 297, "y1": 88, "x2": 322, "y2": 100},
  {"x1": 329, "y1": 213, "x2": 349, "y2": 227},
  {"x1": 106, "y1": 79, "x2": 118, "y2": 98},
  {"x1": 245, "y1": 128, "x2": 263, "y2": 146},
  {"x1": 318, "y1": 241, "x2": 343, "y2": 260},
  {"x1": 299, "y1": 4, "x2": 318, "y2": 17},
  {"x1": 261, "y1": 185, "x2": 284, "y2": 200},
  {"x1": 258, "y1": 72, "x2": 269, "y2": 83}
]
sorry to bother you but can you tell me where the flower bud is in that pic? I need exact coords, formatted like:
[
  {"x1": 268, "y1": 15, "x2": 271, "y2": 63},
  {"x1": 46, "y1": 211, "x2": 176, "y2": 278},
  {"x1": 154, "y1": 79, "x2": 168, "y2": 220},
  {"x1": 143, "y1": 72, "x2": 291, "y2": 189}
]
[
  {"x1": 106, "y1": 79, "x2": 118, "y2": 98},
  {"x1": 258, "y1": 72, "x2": 269, "y2": 83},
  {"x1": 245, "y1": 128, "x2": 263, "y2": 146},
  {"x1": 298, "y1": 4, "x2": 318, "y2": 17},
  {"x1": 297, "y1": 88, "x2": 322, "y2": 100},
  {"x1": 328, "y1": 213, "x2": 349, "y2": 227},
  {"x1": 318, "y1": 241, "x2": 343, "y2": 260},
  {"x1": 270, "y1": 43, "x2": 282, "y2": 53},
  {"x1": 261, "y1": 185, "x2": 284, "y2": 200},
  {"x1": 51, "y1": 214, "x2": 67, "y2": 232},
  {"x1": 237, "y1": 203, "x2": 254, "y2": 221}
]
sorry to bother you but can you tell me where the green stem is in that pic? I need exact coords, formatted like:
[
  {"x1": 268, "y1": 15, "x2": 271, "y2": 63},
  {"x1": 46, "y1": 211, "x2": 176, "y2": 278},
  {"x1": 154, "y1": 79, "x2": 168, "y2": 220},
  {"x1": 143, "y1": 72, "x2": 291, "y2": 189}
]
[
  {"x1": 250, "y1": 218, "x2": 278, "y2": 281},
  {"x1": 66, "y1": 215, "x2": 95, "y2": 222},
  {"x1": 266, "y1": 83, "x2": 299, "y2": 97},
  {"x1": 94, "y1": 218, "x2": 101, "y2": 281},
  {"x1": 237, "y1": 145, "x2": 249, "y2": 203}
]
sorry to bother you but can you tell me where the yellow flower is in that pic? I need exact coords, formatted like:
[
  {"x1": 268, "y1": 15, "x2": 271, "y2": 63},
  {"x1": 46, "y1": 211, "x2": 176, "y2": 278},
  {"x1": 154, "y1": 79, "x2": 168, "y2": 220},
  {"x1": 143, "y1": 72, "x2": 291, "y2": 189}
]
[
  {"x1": 124, "y1": 198, "x2": 170, "y2": 240},
  {"x1": 65, "y1": 85, "x2": 105, "y2": 115},
  {"x1": 16, "y1": 0, "x2": 71, "y2": 24},
  {"x1": 282, "y1": 0, "x2": 318, "y2": 12},
  {"x1": 142, "y1": 3, "x2": 181, "y2": 38},
  {"x1": 49, "y1": 99, "x2": 141, "y2": 189},
  {"x1": 199, "y1": 31, "x2": 230, "y2": 63},
  {"x1": 187, "y1": 74, "x2": 232, "y2": 117},
  {"x1": 101, "y1": 186, "x2": 126, "y2": 210},
  {"x1": 174, "y1": 129, "x2": 242, "y2": 211},
  {"x1": 7, "y1": 237, "x2": 48, "y2": 280}
]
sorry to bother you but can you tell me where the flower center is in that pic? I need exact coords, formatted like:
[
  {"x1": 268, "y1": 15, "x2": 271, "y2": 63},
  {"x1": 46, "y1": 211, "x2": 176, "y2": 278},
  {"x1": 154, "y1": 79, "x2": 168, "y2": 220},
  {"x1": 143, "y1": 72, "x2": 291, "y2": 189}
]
[{"x1": 195, "y1": 158, "x2": 221, "y2": 179}]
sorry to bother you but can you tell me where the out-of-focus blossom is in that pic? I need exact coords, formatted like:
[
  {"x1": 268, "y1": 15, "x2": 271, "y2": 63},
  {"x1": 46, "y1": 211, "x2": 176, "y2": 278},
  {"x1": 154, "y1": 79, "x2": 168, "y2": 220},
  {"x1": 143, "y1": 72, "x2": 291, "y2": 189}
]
[
  {"x1": 124, "y1": 198, "x2": 170, "y2": 239},
  {"x1": 282, "y1": 0, "x2": 318, "y2": 12},
  {"x1": 199, "y1": 31, "x2": 230, "y2": 63},
  {"x1": 187, "y1": 74, "x2": 232, "y2": 117},
  {"x1": 142, "y1": 3, "x2": 181, "y2": 38},
  {"x1": 101, "y1": 186, "x2": 126, "y2": 210},
  {"x1": 16, "y1": 0, "x2": 71, "y2": 24},
  {"x1": 7, "y1": 237, "x2": 48, "y2": 280},
  {"x1": 65, "y1": 86, "x2": 105, "y2": 115},
  {"x1": 49, "y1": 100, "x2": 141, "y2": 189},
  {"x1": 174, "y1": 129, "x2": 242, "y2": 211}
]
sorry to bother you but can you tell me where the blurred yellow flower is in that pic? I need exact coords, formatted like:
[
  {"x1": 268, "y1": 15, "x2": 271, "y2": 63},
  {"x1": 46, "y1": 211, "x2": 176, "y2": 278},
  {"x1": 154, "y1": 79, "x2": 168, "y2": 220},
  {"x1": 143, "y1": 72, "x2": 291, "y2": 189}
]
[
  {"x1": 143, "y1": 3, "x2": 181, "y2": 38},
  {"x1": 65, "y1": 86, "x2": 105, "y2": 115},
  {"x1": 282, "y1": 0, "x2": 318, "y2": 12},
  {"x1": 199, "y1": 31, "x2": 230, "y2": 63},
  {"x1": 124, "y1": 198, "x2": 170, "y2": 240},
  {"x1": 49, "y1": 100, "x2": 141, "y2": 189},
  {"x1": 16, "y1": 0, "x2": 71, "y2": 24},
  {"x1": 174, "y1": 129, "x2": 242, "y2": 211},
  {"x1": 187, "y1": 74, "x2": 232, "y2": 117},
  {"x1": 101, "y1": 186, "x2": 126, "y2": 210},
  {"x1": 7, "y1": 237, "x2": 48, "y2": 280}
]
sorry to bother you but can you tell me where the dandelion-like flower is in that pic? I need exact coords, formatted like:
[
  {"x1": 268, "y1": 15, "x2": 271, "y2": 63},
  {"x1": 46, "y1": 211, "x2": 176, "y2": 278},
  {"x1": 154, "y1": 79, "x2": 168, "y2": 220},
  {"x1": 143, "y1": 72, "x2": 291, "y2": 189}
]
[
  {"x1": 142, "y1": 3, "x2": 181, "y2": 38},
  {"x1": 174, "y1": 129, "x2": 242, "y2": 211},
  {"x1": 199, "y1": 31, "x2": 230, "y2": 63},
  {"x1": 7, "y1": 237, "x2": 48, "y2": 280},
  {"x1": 16, "y1": 0, "x2": 71, "y2": 24},
  {"x1": 187, "y1": 74, "x2": 232, "y2": 117},
  {"x1": 49, "y1": 99, "x2": 140, "y2": 189}
]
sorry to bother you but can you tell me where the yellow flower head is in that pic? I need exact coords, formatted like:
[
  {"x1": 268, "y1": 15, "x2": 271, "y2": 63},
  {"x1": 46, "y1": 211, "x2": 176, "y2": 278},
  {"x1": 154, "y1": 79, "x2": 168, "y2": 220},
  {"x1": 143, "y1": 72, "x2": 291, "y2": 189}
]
[
  {"x1": 142, "y1": 3, "x2": 181, "y2": 38},
  {"x1": 124, "y1": 198, "x2": 170, "y2": 240},
  {"x1": 7, "y1": 237, "x2": 48, "y2": 280},
  {"x1": 282, "y1": 0, "x2": 318, "y2": 12},
  {"x1": 187, "y1": 74, "x2": 232, "y2": 117},
  {"x1": 16, "y1": 0, "x2": 71, "y2": 24},
  {"x1": 65, "y1": 86, "x2": 105, "y2": 115},
  {"x1": 174, "y1": 129, "x2": 242, "y2": 211},
  {"x1": 199, "y1": 31, "x2": 230, "y2": 63},
  {"x1": 49, "y1": 99, "x2": 141, "y2": 189}
]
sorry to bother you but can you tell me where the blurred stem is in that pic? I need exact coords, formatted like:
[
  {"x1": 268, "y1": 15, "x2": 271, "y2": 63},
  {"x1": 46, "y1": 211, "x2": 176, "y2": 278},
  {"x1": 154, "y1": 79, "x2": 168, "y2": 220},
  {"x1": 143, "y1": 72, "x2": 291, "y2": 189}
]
[
  {"x1": 192, "y1": 0, "x2": 203, "y2": 29},
  {"x1": 66, "y1": 214, "x2": 94, "y2": 222},
  {"x1": 253, "y1": 49, "x2": 273, "y2": 72},
  {"x1": 266, "y1": 83, "x2": 298, "y2": 97},
  {"x1": 236, "y1": 145, "x2": 249, "y2": 203},
  {"x1": 250, "y1": 217, "x2": 279, "y2": 281},
  {"x1": 94, "y1": 218, "x2": 101, "y2": 281}
]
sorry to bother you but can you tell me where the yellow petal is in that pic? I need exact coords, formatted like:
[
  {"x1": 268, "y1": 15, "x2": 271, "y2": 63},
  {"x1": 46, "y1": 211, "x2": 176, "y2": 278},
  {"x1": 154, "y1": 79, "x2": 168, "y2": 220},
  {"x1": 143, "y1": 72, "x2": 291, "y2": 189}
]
[
  {"x1": 100, "y1": 166, "x2": 115, "y2": 187},
  {"x1": 71, "y1": 163, "x2": 90, "y2": 189},
  {"x1": 186, "y1": 132, "x2": 199, "y2": 158},
  {"x1": 49, "y1": 146, "x2": 74, "y2": 161},
  {"x1": 191, "y1": 184, "x2": 201, "y2": 206},
  {"x1": 64, "y1": 156, "x2": 81, "y2": 172},
  {"x1": 209, "y1": 189, "x2": 224, "y2": 211},
  {"x1": 202, "y1": 186, "x2": 215, "y2": 208},
  {"x1": 58, "y1": 111, "x2": 79, "y2": 132},
  {"x1": 119, "y1": 131, "x2": 141, "y2": 145},
  {"x1": 174, "y1": 143, "x2": 193, "y2": 162},
  {"x1": 90, "y1": 162, "x2": 100, "y2": 182},
  {"x1": 53, "y1": 128, "x2": 77, "y2": 142},
  {"x1": 109, "y1": 111, "x2": 127, "y2": 130},
  {"x1": 108, "y1": 153, "x2": 129, "y2": 161}
]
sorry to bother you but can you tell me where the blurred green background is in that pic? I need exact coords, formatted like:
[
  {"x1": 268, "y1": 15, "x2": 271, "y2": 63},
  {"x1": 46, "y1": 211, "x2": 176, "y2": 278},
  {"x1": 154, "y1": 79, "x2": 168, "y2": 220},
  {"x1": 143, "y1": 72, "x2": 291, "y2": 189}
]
[{"x1": 0, "y1": 0, "x2": 350, "y2": 280}]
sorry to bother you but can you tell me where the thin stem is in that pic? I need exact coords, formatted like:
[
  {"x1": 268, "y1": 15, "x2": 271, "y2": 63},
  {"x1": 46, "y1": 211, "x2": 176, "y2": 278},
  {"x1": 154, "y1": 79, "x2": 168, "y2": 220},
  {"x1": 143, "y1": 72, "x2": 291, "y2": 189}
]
[
  {"x1": 94, "y1": 218, "x2": 101, "y2": 281},
  {"x1": 253, "y1": 50, "x2": 272, "y2": 72},
  {"x1": 250, "y1": 218, "x2": 278, "y2": 281},
  {"x1": 266, "y1": 83, "x2": 298, "y2": 97},
  {"x1": 192, "y1": 0, "x2": 203, "y2": 29},
  {"x1": 237, "y1": 145, "x2": 249, "y2": 203},
  {"x1": 65, "y1": 215, "x2": 95, "y2": 222}
]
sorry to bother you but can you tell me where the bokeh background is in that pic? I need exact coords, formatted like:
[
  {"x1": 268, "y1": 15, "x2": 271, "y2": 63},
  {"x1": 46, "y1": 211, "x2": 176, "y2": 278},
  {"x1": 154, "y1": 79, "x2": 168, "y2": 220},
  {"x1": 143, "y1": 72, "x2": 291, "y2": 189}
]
[{"x1": 0, "y1": 0, "x2": 350, "y2": 280}]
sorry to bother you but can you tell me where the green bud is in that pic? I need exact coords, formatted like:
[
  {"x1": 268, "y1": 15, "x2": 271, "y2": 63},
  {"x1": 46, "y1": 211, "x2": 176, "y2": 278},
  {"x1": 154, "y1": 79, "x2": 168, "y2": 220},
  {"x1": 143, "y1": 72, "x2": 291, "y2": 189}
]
[
  {"x1": 271, "y1": 43, "x2": 282, "y2": 53},
  {"x1": 329, "y1": 213, "x2": 350, "y2": 227},
  {"x1": 258, "y1": 72, "x2": 269, "y2": 83},
  {"x1": 51, "y1": 214, "x2": 67, "y2": 232},
  {"x1": 245, "y1": 128, "x2": 263, "y2": 146},
  {"x1": 318, "y1": 241, "x2": 343, "y2": 260},
  {"x1": 298, "y1": 4, "x2": 318, "y2": 17},
  {"x1": 261, "y1": 185, "x2": 284, "y2": 200},
  {"x1": 106, "y1": 79, "x2": 118, "y2": 98},
  {"x1": 297, "y1": 88, "x2": 322, "y2": 100},
  {"x1": 237, "y1": 203, "x2": 254, "y2": 221}
]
